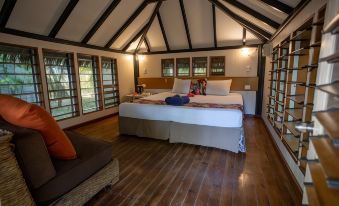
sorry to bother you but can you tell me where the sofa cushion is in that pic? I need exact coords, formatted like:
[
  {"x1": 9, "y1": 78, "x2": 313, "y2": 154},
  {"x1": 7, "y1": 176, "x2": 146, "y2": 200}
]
[
  {"x1": 32, "y1": 131, "x2": 113, "y2": 205},
  {"x1": 0, "y1": 95, "x2": 77, "y2": 160},
  {"x1": 0, "y1": 118, "x2": 56, "y2": 189}
]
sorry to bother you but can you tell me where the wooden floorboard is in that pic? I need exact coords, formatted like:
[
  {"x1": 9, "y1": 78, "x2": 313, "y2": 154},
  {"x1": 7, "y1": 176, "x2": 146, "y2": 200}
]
[{"x1": 72, "y1": 116, "x2": 301, "y2": 206}]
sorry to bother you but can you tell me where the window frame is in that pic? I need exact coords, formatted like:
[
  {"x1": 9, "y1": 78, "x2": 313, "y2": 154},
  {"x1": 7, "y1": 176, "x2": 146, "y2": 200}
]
[
  {"x1": 77, "y1": 53, "x2": 103, "y2": 115},
  {"x1": 0, "y1": 42, "x2": 44, "y2": 106},
  {"x1": 101, "y1": 56, "x2": 120, "y2": 109},
  {"x1": 43, "y1": 49, "x2": 79, "y2": 121},
  {"x1": 176, "y1": 57, "x2": 190, "y2": 77},
  {"x1": 192, "y1": 56, "x2": 208, "y2": 77},
  {"x1": 209, "y1": 56, "x2": 225, "y2": 76},
  {"x1": 161, "y1": 58, "x2": 175, "y2": 77}
]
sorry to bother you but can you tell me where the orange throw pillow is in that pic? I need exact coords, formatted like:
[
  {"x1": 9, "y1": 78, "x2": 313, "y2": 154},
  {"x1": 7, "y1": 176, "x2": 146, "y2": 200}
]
[{"x1": 0, "y1": 95, "x2": 77, "y2": 160}]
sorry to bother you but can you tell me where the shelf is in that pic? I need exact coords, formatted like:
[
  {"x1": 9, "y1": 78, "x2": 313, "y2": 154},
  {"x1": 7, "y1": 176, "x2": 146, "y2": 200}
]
[
  {"x1": 312, "y1": 137, "x2": 339, "y2": 188},
  {"x1": 317, "y1": 81, "x2": 339, "y2": 97},
  {"x1": 310, "y1": 41, "x2": 321, "y2": 48},
  {"x1": 284, "y1": 122, "x2": 301, "y2": 137},
  {"x1": 286, "y1": 108, "x2": 303, "y2": 120},
  {"x1": 275, "y1": 111, "x2": 284, "y2": 117},
  {"x1": 320, "y1": 51, "x2": 339, "y2": 63},
  {"x1": 286, "y1": 81, "x2": 305, "y2": 85},
  {"x1": 323, "y1": 13, "x2": 339, "y2": 34},
  {"x1": 275, "y1": 121, "x2": 283, "y2": 130},
  {"x1": 286, "y1": 94, "x2": 305, "y2": 104},
  {"x1": 308, "y1": 162, "x2": 339, "y2": 205},
  {"x1": 289, "y1": 47, "x2": 309, "y2": 56},
  {"x1": 315, "y1": 110, "x2": 339, "y2": 141},
  {"x1": 282, "y1": 134, "x2": 299, "y2": 153}
]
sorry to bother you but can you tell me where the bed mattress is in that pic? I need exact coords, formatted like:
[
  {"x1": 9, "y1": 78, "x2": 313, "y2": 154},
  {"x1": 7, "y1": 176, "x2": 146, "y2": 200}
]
[{"x1": 119, "y1": 92, "x2": 243, "y2": 128}]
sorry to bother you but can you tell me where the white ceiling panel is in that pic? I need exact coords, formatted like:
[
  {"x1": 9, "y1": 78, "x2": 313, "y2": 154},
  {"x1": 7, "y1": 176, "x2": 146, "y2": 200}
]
[
  {"x1": 160, "y1": 0, "x2": 188, "y2": 50},
  {"x1": 220, "y1": 1, "x2": 275, "y2": 34},
  {"x1": 56, "y1": 0, "x2": 111, "y2": 42},
  {"x1": 6, "y1": 0, "x2": 69, "y2": 35},
  {"x1": 238, "y1": 0, "x2": 286, "y2": 24},
  {"x1": 146, "y1": 17, "x2": 166, "y2": 51},
  {"x1": 184, "y1": 0, "x2": 214, "y2": 48},
  {"x1": 88, "y1": 0, "x2": 144, "y2": 47},
  {"x1": 126, "y1": 36, "x2": 142, "y2": 52},
  {"x1": 111, "y1": 3, "x2": 156, "y2": 49},
  {"x1": 279, "y1": 0, "x2": 300, "y2": 7},
  {"x1": 216, "y1": 9, "x2": 243, "y2": 46}
]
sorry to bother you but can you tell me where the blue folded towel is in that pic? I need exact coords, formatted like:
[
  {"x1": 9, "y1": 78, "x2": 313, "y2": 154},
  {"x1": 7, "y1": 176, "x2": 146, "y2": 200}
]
[{"x1": 165, "y1": 95, "x2": 190, "y2": 106}]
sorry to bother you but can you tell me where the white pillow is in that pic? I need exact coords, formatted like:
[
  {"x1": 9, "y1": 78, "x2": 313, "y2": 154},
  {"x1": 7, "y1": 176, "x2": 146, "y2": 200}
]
[
  {"x1": 206, "y1": 80, "x2": 232, "y2": 96},
  {"x1": 172, "y1": 78, "x2": 191, "y2": 94}
]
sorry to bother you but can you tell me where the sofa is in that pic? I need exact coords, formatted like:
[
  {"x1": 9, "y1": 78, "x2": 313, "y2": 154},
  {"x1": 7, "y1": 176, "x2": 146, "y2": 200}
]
[{"x1": 0, "y1": 118, "x2": 119, "y2": 206}]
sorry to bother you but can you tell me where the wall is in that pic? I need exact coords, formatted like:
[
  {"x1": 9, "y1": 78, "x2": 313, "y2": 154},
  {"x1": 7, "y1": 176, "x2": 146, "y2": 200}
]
[
  {"x1": 0, "y1": 32, "x2": 135, "y2": 128},
  {"x1": 261, "y1": 0, "x2": 328, "y2": 188},
  {"x1": 138, "y1": 48, "x2": 259, "y2": 114}
]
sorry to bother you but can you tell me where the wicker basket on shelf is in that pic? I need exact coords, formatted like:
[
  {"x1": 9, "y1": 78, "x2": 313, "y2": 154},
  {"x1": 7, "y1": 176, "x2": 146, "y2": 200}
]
[{"x1": 0, "y1": 129, "x2": 35, "y2": 206}]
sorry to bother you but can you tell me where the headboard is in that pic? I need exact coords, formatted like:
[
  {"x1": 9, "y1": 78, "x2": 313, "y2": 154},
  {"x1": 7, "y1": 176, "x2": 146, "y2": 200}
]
[{"x1": 138, "y1": 77, "x2": 258, "y2": 91}]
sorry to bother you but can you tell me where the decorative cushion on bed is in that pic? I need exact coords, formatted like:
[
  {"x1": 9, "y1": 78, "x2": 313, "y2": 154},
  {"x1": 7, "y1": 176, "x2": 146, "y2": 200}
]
[
  {"x1": 190, "y1": 78, "x2": 207, "y2": 95},
  {"x1": 206, "y1": 80, "x2": 232, "y2": 96},
  {"x1": 0, "y1": 95, "x2": 77, "y2": 160},
  {"x1": 172, "y1": 78, "x2": 191, "y2": 94}
]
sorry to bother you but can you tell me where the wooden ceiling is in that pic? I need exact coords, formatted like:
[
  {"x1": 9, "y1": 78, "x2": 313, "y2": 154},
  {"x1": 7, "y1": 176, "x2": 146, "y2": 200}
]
[{"x1": 0, "y1": 0, "x2": 308, "y2": 54}]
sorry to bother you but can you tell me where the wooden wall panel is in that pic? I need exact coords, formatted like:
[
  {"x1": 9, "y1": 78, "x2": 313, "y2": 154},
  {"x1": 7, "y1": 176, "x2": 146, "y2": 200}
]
[{"x1": 138, "y1": 77, "x2": 258, "y2": 91}]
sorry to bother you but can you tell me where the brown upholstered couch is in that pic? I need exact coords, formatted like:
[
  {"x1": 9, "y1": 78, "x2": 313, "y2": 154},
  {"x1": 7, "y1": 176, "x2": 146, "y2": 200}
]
[{"x1": 0, "y1": 118, "x2": 119, "y2": 206}]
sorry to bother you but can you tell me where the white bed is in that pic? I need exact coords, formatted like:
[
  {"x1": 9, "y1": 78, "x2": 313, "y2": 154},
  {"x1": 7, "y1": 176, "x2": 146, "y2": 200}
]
[{"x1": 119, "y1": 92, "x2": 245, "y2": 153}]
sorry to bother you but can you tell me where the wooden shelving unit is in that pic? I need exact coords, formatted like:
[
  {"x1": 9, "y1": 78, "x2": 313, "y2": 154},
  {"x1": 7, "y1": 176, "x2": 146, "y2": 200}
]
[{"x1": 267, "y1": 9, "x2": 326, "y2": 175}]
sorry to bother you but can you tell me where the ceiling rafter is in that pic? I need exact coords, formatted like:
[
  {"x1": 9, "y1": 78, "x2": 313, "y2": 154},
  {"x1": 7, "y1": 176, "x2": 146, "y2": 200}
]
[
  {"x1": 179, "y1": 0, "x2": 192, "y2": 49},
  {"x1": 122, "y1": 23, "x2": 148, "y2": 51},
  {"x1": 82, "y1": 0, "x2": 122, "y2": 43},
  {"x1": 222, "y1": 0, "x2": 280, "y2": 29},
  {"x1": 157, "y1": 12, "x2": 170, "y2": 51},
  {"x1": 260, "y1": 0, "x2": 293, "y2": 14},
  {"x1": 0, "y1": 0, "x2": 17, "y2": 28},
  {"x1": 135, "y1": 0, "x2": 163, "y2": 53},
  {"x1": 242, "y1": 28, "x2": 246, "y2": 45},
  {"x1": 49, "y1": 0, "x2": 79, "y2": 38},
  {"x1": 212, "y1": 4, "x2": 217, "y2": 48},
  {"x1": 209, "y1": 0, "x2": 271, "y2": 41},
  {"x1": 105, "y1": 0, "x2": 150, "y2": 48}
]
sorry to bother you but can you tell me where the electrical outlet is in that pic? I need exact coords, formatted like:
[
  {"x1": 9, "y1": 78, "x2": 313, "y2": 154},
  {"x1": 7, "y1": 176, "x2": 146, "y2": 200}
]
[{"x1": 244, "y1": 85, "x2": 251, "y2": 90}]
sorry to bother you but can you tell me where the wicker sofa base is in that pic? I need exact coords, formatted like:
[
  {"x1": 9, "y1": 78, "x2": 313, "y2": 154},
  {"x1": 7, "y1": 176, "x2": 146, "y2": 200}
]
[{"x1": 49, "y1": 159, "x2": 119, "y2": 206}]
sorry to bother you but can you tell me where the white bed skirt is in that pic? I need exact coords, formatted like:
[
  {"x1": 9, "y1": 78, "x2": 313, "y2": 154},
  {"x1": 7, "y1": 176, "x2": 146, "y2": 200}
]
[{"x1": 119, "y1": 116, "x2": 245, "y2": 153}]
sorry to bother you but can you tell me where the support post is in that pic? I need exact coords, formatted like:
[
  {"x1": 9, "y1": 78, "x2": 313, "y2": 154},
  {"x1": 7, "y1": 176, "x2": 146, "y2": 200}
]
[
  {"x1": 256, "y1": 44, "x2": 265, "y2": 115},
  {"x1": 133, "y1": 54, "x2": 140, "y2": 92}
]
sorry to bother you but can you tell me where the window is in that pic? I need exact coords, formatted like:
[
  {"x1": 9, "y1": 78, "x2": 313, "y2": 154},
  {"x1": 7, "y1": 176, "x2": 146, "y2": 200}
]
[
  {"x1": 192, "y1": 57, "x2": 207, "y2": 76},
  {"x1": 0, "y1": 44, "x2": 43, "y2": 105},
  {"x1": 78, "y1": 54, "x2": 102, "y2": 114},
  {"x1": 161, "y1": 58, "x2": 174, "y2": 77},
  {"x1": 101, "y1": 57, "x2": 119, "y2": 108},
  {"x1": 43, "y1": 50, "x2": 79, "y2": 120},
  {"x1": 210, "y1": 56, "x2": 225, "y2": 76},
  {"x1": 176, "y1": 57, "x2": 190, "y2": 77}
]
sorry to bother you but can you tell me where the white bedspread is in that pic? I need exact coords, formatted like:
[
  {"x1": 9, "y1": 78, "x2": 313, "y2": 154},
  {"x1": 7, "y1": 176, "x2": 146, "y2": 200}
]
[{"x1": 119, "y1": 92, "x2": 243, "y2": 128}]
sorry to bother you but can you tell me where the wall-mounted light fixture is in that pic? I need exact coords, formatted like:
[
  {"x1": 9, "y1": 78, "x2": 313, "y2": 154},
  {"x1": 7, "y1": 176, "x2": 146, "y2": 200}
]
[
  {"x1": 137, "y1": 55, "x2": 145, "y2": 61},
  {"x1": 241, "y1": 47, "x2": 250, "y2": 56}
]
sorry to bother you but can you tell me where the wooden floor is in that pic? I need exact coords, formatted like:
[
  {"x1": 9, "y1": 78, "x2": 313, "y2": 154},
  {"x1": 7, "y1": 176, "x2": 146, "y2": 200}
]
[{"x1": 72, "y1": 116, "x2": 301, "y2": 206}]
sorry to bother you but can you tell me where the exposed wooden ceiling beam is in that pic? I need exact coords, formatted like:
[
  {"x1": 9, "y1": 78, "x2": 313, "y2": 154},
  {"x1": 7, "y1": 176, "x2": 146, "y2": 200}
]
[
  {"x1": 105, "y1": 0, "x2": 149, "y2": 48},
  {"x1": 0, "y1": 0, "x2": 17, "y2": 28},
  {"x1": 212, "y1": 4, "x2": 217, "y2": 48},
  {"x1": 122, "y1": 23, "x2": 148, "y2": 51},
  {"x1": 49, "y1": 0, "x2": 79, "y2": 38},
  {"x1": 209, "y1": 0, "x2": 271, "y2": 41},
  {"x1": 222, "y1": 0, "x2": 280, "y2": 29},
  {"x1": 260, "y1": 0, "x2": 293, "y2": 14},
  {"x1": 138, "y1": 43, "x2": 261, "y2": 55},
  {"x1": 179, "y1": 0, "x2": 192, "y2": 49},
  {"x1": 82, "y1": 0, "x2": 121, "y2": 43},
  {"x1": 135, "y1": 0, "x2": 163, "y2": 53},
  {"x1": 157, "y1": 12, "x2": 170, "y2": 51}
]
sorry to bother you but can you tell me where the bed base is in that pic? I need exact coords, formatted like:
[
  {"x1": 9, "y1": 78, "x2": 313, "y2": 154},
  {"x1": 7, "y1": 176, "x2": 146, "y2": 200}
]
[{"x1": 119, "y1": 116, "x2": 243, "y2": 153}]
